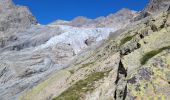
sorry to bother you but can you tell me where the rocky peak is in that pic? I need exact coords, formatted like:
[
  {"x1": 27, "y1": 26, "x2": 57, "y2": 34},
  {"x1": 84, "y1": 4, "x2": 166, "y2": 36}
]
[
  {"x1": 112, "y1": 8, "x2": 135, "y2": 16},
  {"x1": 0, "y1": 0, "x2": 38, "y2": 51},
  {"x1": 98, "y1": 8, "x2": 136, "y2": 28},
  {"x1": 70, "y1": 16, "x2": 92, "y2": 27},
  {"x1": 0, "y1": 0, "x2": 37, "y2": 35},
  {"x1": 0, "y1": 0, "x2": 14, "y2": 9},
  {"x1": 144, "y1": 0, "x2": 170, "y2": 12},
  {"x1": 106, "y1": 8, "x2": 136, "y2": 21}
]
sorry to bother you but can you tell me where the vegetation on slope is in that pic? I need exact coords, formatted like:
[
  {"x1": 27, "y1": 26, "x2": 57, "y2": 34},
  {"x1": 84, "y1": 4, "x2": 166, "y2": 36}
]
[
  {"x1": 120, "y1": 34, "x2": 135, "y2": 46},
  {"x1": 80, "y1": 62, "x2": 95, "y2": 69},
  {"x1": 68, "y1": 62, "x2": 95, "y2": 74},
  {"x1": 52, "y1": 70, "x2": 111, "y2": 100}
]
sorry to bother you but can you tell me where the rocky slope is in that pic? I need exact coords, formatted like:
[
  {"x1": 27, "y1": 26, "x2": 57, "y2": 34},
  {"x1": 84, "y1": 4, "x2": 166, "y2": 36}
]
[
  {"x1": 20, "y1": 8, "x2": 170, "y2": 100},
  {"x1": 0, "y1": 0, "x2": 137, "y2": 100},
  {"x1": 1, "y1": 0, "x2": 170, "y2": 100}
]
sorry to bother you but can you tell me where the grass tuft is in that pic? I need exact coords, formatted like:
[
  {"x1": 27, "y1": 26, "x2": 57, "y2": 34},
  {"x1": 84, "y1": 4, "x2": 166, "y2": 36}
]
[
  {"x1": 69, "y1": 70, "x2": 75, "y2": 74},
  {"x1": 141, "y1": 46, "x2": 170, "y2": 65},
  {"x1": 80, "y1": 62, "x2": 95, "y2": 69},
  {"x1": 120, "y1": 35, "x2": 135, "y2": 46}
]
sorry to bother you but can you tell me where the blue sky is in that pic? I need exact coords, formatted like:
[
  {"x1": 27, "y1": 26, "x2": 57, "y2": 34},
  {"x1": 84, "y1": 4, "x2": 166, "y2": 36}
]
[{"x1": 13, "y1": 0, "x2": 149, "y2": 24}]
